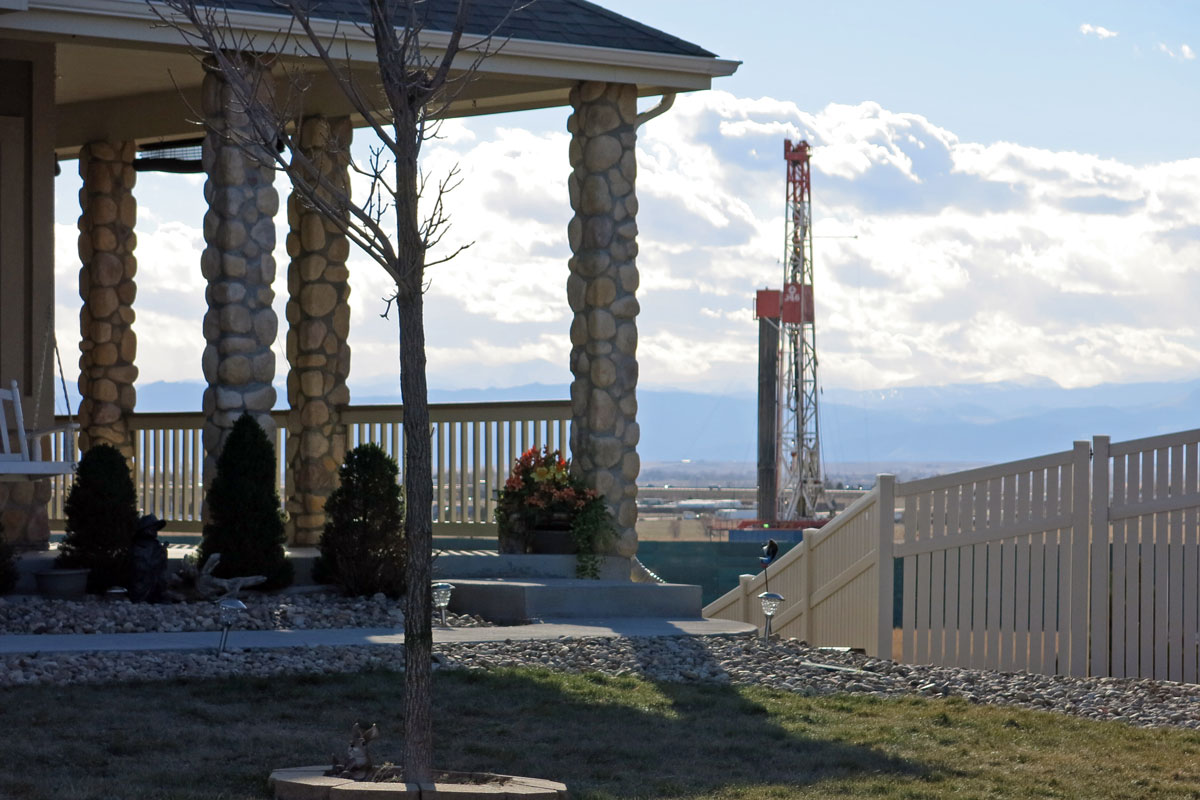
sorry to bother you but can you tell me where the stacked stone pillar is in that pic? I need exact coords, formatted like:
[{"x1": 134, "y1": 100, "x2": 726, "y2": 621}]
[
  {"x1": 284, "y1": 116, "x2": 353, "y2": 545},
  {"x1": 0, "y1": 482, "x2": 52, "y2": 549},
  {"x1": 566, "y1": 81, "x2": 642, "y2": 558},
  {"x1": 199, "y1": 57, "x2": 280, "y2": 492},
  {"x1": 77, "y1": 140, "x2": 139, "y2": 458}
]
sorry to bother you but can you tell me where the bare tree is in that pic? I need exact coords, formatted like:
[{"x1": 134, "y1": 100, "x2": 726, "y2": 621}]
[{"x1": 154, "y1": 0, "x2": 518, "y2": 781}]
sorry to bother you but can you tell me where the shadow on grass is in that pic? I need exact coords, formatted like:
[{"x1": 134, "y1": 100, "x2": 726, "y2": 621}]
[
  {"x1": 432, "y1": 667, "x2": 930, "y2": 798},
  {"x1": 0, "y1": 666, "x2": 932, "y2": 800}
]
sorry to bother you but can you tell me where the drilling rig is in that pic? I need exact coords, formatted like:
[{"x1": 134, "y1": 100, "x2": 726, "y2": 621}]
[{"x1": 754, "y1": 139, "x2": 824, "y2": 523}]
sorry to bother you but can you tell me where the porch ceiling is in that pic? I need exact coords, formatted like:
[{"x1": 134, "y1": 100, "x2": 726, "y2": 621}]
[{"x1": 0, "y1": 0, "x2": 738, "y2": 155}]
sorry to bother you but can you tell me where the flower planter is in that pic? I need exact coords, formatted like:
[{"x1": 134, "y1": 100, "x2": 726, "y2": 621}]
[
  {"x1": 528, "y1": 528, "x2": 577, "y2": 555},
  {"x1": 35, "y1": 568, "x2": 90, "y2": 598}
]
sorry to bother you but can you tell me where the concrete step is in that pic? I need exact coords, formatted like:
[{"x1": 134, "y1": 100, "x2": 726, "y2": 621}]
[
  {"x1": 442, "y1": 578, "x2": 702, "y2": 624},
  {"x1": 432, "y1": 551, "x2": 631, "y2": 581}
]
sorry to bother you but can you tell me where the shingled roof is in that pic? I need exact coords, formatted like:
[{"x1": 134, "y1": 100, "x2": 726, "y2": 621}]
[{"x1": 219, "y1": 0, "x2": 717, "y2": 58}]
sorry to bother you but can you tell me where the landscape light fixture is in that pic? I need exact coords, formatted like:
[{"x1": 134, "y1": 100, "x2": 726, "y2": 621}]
[
  {"x1": 758, "y1": 591, "x2": 784, "y2": 644},
  {"x1": 432, "y1": 582, "x2": 455, "y2": 626},
  {"x1": 217, "y1": 597, "x2": 247, "y2": 654}
]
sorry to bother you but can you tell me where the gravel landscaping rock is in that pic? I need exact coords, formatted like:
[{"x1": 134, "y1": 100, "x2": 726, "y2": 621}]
[
  {"x1": 0, "y1": 597, "x2": 1196, "y2": 732},
  {"x1": 0, "y1": 592, "x2": 492, "y2": 634}
]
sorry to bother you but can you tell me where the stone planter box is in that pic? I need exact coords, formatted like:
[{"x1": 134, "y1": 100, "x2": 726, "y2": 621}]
[
  {"x1": 35, "y1": 568, "x2": 90, "y2": 598},
  {"x1": 268, "y1": 766, "x2": 567, "y2": 799}
]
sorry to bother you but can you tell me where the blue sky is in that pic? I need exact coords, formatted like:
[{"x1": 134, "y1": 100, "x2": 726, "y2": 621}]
[
  {"x1": 602, "y1": 0, "x2": 1200, "y2": 165},
  {"x1": 51, "y1": 1, "x2": 1200, "y2": 401}
]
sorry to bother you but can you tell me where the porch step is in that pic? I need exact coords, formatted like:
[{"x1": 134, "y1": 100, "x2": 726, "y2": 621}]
[
  {"x1": 432, "y1": 550, "x2": 631, "y2": 581},
  {"x1": 442, "y1": 578, "x2": 702, "y2": 624}
]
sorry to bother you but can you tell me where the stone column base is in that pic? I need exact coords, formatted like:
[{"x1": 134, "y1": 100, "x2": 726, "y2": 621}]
[{"x1": 0, "y1": 481, "x2": 52, "y2": 550}]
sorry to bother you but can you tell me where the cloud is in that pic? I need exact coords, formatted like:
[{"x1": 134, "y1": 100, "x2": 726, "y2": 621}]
[
  {"x1": 1079, "y1": 23, "x2": 1118, "y2": 39},
  {"x1": 52, "y1": 91, "x2": 1200, "y2": 397},
  {"x1": 1157, "y1": 42, "x2": 1196, "y2": 61}
]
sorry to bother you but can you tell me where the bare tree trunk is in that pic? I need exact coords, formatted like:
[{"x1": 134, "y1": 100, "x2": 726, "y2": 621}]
[
  {"x1": 399, "y1": 291, "x2": 432, "y2": 782},
  {"x1": 394, "y1": 129, "x2": 433, "y2": 783}
]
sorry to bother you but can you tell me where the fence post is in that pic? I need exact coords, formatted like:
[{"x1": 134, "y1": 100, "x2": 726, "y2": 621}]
[
  {"x1": 1090, "y1": 435, "x2": 1111, "y2": 678},
  {"x1": 876, "y1": 475, "x2": 895, "y2": 660},
  {"x1": 1068, "y1": 440, "x2": 1091, "y2": 677},
  {"x1": 738, "y1": 573, "x2": 755, "y2": 624},
  {"x1": 802, "y1": 530, "x2": 816, "y2": 644}
]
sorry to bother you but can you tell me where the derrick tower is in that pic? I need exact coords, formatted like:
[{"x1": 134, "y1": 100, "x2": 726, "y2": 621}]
[
  {"x1": 755, "y1": 140, "x2": 823, "y2": 521},
  {"x1": 780, "y1": 140, "x2": 822, "y2": 519}
]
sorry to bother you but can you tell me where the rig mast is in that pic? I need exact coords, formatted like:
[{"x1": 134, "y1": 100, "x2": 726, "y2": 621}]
[{"x1": 778, "y1": 140, "x2": 823, "y2": 519}]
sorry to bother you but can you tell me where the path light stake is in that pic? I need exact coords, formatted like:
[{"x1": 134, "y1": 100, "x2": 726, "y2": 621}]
[
  {"x1": 217, "y1": 597, "x2": 247, "y2": 653},
  {"x1": 758, "y1": 591, "x2": 783, "y2": 645},
  {"x1": 432, "y1": 583, "x2": 455, "y2": 627}
]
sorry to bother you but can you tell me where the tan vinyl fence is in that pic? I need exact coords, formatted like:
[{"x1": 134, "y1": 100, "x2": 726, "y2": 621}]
[
  {"x1": 48, "y1": 400, "x2": 571, "y2": 538},
  {"x1": 703, "y1": 477, "x2": 894, "y2": 658},
  {"x1": 704, "y1": 428, "x2": 1200, "y2": 683},
  {"x1": 895, "y1": 443, "x2": 1090, "y2": 676}
]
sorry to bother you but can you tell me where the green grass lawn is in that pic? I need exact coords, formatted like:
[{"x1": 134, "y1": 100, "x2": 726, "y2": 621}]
[{"x1": 1, "y1": 667, "x2": 1198, "y2": 799}]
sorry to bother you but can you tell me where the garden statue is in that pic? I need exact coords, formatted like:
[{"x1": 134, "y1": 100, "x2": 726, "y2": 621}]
[
  {"x1": 327, "y1": 723, "x2": 379, "y2": 780},
  {"x1": 167, "y1": 553, "x2": 266, "y2": 601},
  {"x1": 128, "y1": 514, "x2": 168, "y2": 603}
]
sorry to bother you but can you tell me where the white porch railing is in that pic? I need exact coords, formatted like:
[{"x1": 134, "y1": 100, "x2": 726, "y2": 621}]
[
  {"x1": 48, "y1": 400, "x2": 571, "y2": 537},
  {"x1": 704, "y1": 428, "x2": 1200, "y2": 683}
]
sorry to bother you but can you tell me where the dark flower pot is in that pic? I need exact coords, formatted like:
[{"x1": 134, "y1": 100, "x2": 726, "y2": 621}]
[
  {"x1": 35, "y1": 568, "x2": 90, "y2": 598},
  {"x1": 528, "y1": 528, "x2": 577, "y2": 555}
]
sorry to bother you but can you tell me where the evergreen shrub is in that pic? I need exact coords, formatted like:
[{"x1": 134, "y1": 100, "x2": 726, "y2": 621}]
[
  {"x1": 314, "y1": 443, "x2": 405, "y2": 597},
  {"x1": 56, "y1": 443, "x2": 138, "y2": 592},
  {"x1": 199, "y1": 413, "x2": 293, "y2": 590}
]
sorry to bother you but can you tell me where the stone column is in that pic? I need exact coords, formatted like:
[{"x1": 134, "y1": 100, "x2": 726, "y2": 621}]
[
  {"x1": 0, "y1": 481, "x2": 52, "y2": 550},
  {"x1": 199, "y1": 57, "x2": 280, "y2": 493},
  {"x1": 284, "y1": 116, "x2": 353, "y2": 545},
  {"x1": 76, "y1": 140, "x2": 139, "y2": 458},
  {"x1": 566, "y1": 81, "x2": 641, "y2": 558}
]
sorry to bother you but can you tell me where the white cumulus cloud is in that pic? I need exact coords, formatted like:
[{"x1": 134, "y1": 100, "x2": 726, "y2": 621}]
[
  {"x1": 51, "y1": 92, "x2": 1200, "y2": 396},
  {"x1": 1079, "y1": 23, "x2": 1118, "y2": 39},
  {"x1": 1157, "y1": 42, "x2": 1196, "y2": 61}
]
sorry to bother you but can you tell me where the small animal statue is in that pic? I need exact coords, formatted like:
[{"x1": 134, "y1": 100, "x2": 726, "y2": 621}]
[
  {"x1": 327, "y1": 723, "x2": 379, "y2": 780},
  {"x1": 166, "y1": 553, "x2": 266, "y2": 601},
  {"x1": 128, "y1": 514, "x2": 168, "y2": 603}
]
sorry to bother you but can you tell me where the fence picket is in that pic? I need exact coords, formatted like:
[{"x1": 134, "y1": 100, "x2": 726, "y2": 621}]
[
  {"x1": 1126, "y1": 451, "x2": 1142, "y2": 678},
  {"x1": 1014, "y1": 470, "x2": 1031, "y2": 673},
  {"x1": 930, "y1": 489, "x2": 946, "y2": 664},
  {"x1": 915, "y1": 491, "x2": 932, "y2": 664},
  {"x1": 1155, "y1": 446, "x2": 1169, "y2": 680},
  {"x1": 902, "y1": 494, "x2": 916, "y2": 664},
  {"x1": 1046, "y1": 462, "x2": 1065, "y2": 676},
  {"x1": 1029, "y1": 467, "x2": 1046, "y2": 673},
  {"x1": 1111, "y1": 453, "x2": 1127, "y2": 679},
  {"x1": 1169, "y1": 444, "x2": 1184, "y2": 682},
  {"x1": 944, "y1": 485, "x2": 962, "y2": 666},
  {"x1": 1000, "y1": 473, "x2": 1017, "y2": 672},
  {"x1": 972, "y1": 480, "x2": 988, "y2": 670},
  {"x1": 1090, "y1": 436, "x2": 1110, "y2": 678},
  {"x1": 985, "y1": 477, "x2": 1002, "y2": 670},
  {"x1": 1068, "y1": 441, "x2": 1090, "y2": 677},
  {"x1": 1184, "y1": 442, "x2": 1199, "y2": 684},
  {"x1": 1139, "y1": 448, "x2": 1155, "y2": 678}
]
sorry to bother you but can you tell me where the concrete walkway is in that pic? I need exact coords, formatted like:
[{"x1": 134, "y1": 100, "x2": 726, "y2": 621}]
[{"x1": 0, "y1": 618, "x2": 757, "y2": 655}]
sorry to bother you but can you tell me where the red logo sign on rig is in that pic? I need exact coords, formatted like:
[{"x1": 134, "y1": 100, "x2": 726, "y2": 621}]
[{"x1": 780, "y1": 282, "x2": 813, "y2": 324}]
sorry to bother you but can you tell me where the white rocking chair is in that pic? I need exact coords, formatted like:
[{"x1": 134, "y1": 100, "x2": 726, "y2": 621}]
[{"x1": 0, "y1": 379, "x2": 77, "y2": 480}]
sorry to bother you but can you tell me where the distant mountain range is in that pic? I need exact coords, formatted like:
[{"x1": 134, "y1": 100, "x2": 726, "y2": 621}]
[{"x1": 129, "y1": 376, "x2": 1199, "y2": 466}]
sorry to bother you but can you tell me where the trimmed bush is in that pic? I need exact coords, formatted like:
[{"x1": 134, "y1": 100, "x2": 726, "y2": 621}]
[
  {"x1": 199, "y1": 413, "x2": 293, "y2": 590},
  {"x1": 0, "y1": 523, "x2": 17, "y2": 595},
  {"x1": 56, "y1": 443, "x2": 138, "y2": 592},
  {"x1": 315, "y1": 443, "x2": 405, "y2": 597}
]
